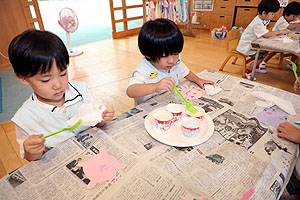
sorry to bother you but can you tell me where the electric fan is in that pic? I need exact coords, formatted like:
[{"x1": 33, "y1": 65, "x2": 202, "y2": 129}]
[{"x1": 58, "y1": 7, "x2": 83, "y2": 57}]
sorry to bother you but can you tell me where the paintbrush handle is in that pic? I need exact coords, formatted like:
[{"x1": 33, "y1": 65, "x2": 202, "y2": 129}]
[
  {"x1": 42, "y1": 129, "x2": 65, "y2": 138},
  {"x1": 173, "y1": 86, "x2": 188, "y2": 104},
  {"x1": 294, "y1": 71, "x2": 300, "y2": 84}
]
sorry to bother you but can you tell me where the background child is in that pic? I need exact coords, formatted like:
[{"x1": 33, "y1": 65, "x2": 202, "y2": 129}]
[
  {"x1": 277, "y1": 79, "x2": 300, "y2": 197},
  {"x1": 272, "y1": 1, "x2": 300, "y2": 70},
  {"x1": 236, "y1": 0, "x2": 290, "y2": 80},
  {"x1": 126, "y1": 18, "x2": 214, "y2": 104},
  {"x1": 273, "y1": 1, "x2": 300, "y2": 31},
  {"x1": 9, "y1": 29, "x2": 114, "y2": 161}
]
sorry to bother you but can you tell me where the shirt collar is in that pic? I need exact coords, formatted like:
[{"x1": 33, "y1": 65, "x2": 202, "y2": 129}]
[
  {"x1": 258, "y1": 16, "x2": 270, "y2": 26},
  {"x1": 31, "y1": 82, "x2": 83, "y2": 113},
  {"x1": 262, "y1": 20, "x2": 270, "y2": 26},
  {"x1": 143, "y1": 56, "x2": 181, "y2": 73}
]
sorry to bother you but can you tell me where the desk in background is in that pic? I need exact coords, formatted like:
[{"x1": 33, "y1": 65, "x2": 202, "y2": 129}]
[
  {"x1": 250, "y1": 32, "x2": 300, "y2": 81},
  {"x1": 0, "y1": 71, "x2": 299, "y2": 200}
]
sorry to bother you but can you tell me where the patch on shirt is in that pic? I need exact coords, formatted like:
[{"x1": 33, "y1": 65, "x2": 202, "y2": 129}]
[{"x1": 148, "y1": 72, "x2": 158, "y2": 79}]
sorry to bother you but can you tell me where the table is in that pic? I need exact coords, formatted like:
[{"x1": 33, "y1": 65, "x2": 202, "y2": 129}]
[
  {"x1": 250, "y1": 32, "x2": 300, "y2": 81},
  {"x1": 0, "y1": 71, "x2": 299, "y2": 200}
]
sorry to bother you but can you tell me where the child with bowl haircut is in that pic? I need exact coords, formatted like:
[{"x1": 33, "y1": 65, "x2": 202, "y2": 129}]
[
  {"x1": 126, "y1": 18, "x2": 214, "y2": 104},
  {"x1": 273, "y1": 1, "x2": 300, "y2": 31},
  {"x1": 9, "y1": 29, "x2": 114, "y2": 161},
  {"x1": 236, "y1": 0, "x2": 290, "y2": 80}
]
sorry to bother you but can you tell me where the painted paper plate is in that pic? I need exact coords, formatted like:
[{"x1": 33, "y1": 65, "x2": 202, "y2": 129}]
[{"x1": 144, "y1": 106, "x2": 214, "y2": 147}]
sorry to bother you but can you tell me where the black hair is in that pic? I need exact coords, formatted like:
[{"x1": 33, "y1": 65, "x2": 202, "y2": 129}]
[
  {"x1": 257, "y1": 0, "x2": 280, "y2": 14},
  {"x1": 138, "y1": 18, "x2": 184, "y2": 62},
  {"x1": 8, "y1": 29, "x2": 69, "y2": 77},
  {"x1": 283, "y1": 1, "x2": 300, "y2": 16}
]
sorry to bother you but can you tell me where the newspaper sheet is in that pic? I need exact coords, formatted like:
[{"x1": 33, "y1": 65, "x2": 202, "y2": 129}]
[{"x1": 0, "y1": 70, "x2": 298, "y2": 200}]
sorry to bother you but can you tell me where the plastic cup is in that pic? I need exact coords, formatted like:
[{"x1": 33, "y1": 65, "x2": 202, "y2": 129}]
[
  {"x1": 153, "y1": 110, "x2": 173, "y2": 131},
  {"x1": 186, "y1": 106, "x2": 205, "y2": 121},
  {"x1": 181, "y1": 117, "x2": 201, "y2": 138},
  {"x1": 166, "y1": 103, "x2": 184, "y2": 123}
]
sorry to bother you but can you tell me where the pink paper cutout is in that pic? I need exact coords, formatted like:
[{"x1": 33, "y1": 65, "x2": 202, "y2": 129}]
[
  {"x1": 240, "y1": 188, "x2": 255, "y2": 200},
  {"x1": 178, "y1": 85, "x2": 202, "y2": 100},
  {"x1": 77, "y1": 146, "x2": 127, "y2": 189}
]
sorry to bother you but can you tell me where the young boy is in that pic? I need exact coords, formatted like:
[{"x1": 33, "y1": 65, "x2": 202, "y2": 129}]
[
  {"x1": 273, "y1": 1, "x2": 300, "y2": 70},
  {"x1": 236, "y1": 0, "x2": 290, "y2": 80},
  {"x1": 273, "y1": 1, "x2": 300, "y2": 31},
  {"x1": 277, "y1": 79, "x2": 300, "y2": 197},
  {"x1": 9, "y1": 29, "x2": 114, "y2": 161},
  {"x1": 126, "y1": 19, "x2": 214, "y2": 104}
]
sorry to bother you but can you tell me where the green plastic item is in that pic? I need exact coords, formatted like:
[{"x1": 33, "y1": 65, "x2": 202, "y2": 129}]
[
  {"x1": 287, "y1": 59, "x2": 300, "y2": 84},
  {"x1": 42, "y1": 119, "x2": 82, "y2": 139},
  {"x1": 173, "y1": 86, "x2": 198, "y2": 113}
]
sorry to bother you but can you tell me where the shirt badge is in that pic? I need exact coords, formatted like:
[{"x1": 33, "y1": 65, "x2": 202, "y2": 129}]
[{"x1": 148, "y1": 72, "x2": 158, "y2": 79}]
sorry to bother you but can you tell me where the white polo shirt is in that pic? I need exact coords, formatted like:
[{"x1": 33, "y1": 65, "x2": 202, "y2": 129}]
[
  {"x1": 272, "y1": 16, "x2": 289, "y2": 31},
  {"x1": 13, "y1": 81, "x2": 99, "y2": 158},
  {"x1": 127, "y1": 57, "x2": 190, "y2": 104},
  {"x1": 237, "y1": 15, "x2": 270, "y2": 56}
]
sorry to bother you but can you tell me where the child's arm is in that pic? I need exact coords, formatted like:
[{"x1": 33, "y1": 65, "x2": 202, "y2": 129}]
[
  {"x1": 262, "y1": 29, "x2": 290, "y2": 38},
  {"x1": 184, "y1": 71, "x2": 214, "y2": 89},
  {"x1": 126, "y1": 77, "x2": 176, "y2": 98},
  {"x1": 15, "y1": 125, "x2": 45, "y2": 161},
  {"x1": 278, "y1": 122, "x2": 300, "y2": 143},
  {"x1": 23, "y1": 134, "x2": 46, "y2": 161},
  {"x1": 96, "y1": 106, "x2": 115, "y2": 127},
  {"x1": 294, "y1": 79, "x2": 300, "y2": 94},
  {"x1": 287, "y1": 23, "x2": 300, "y2": 30}
]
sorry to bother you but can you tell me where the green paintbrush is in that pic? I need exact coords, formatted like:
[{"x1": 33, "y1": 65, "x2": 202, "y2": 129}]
[
  {"x1": 42, "y1": 119, "x2": 82, "y2": 138},
  {"x1": 287, "y1": 59, "x2": 300, "y2": 84}
]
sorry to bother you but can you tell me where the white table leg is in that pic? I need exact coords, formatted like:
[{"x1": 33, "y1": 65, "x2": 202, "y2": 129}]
[{"x1": 250, "y1": 49, "x2": 260, "y2": 81}]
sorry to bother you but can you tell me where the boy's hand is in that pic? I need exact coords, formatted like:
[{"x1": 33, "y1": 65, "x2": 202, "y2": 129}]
[
  {"x1": 155, "y1": 77, "x2": 176, "y2": 93},
  {"x1": 277, "y1": 122, "x2": 300, "y2": 144},
  {"x1": 294, "y1": 79, "x2": 300, "y2": 94},
  {"x1": 101, "y1": 106, "x2": 115, "y2": 124},
  {"x1": 23, "y1": 134, "x2": 45, "y2": 161},
  {"x1": 197, "y1": 79, "x2": 215, "y2": 89},
  {"x1": 279, "y1": 29, "x2": 290, "y2": 35}
]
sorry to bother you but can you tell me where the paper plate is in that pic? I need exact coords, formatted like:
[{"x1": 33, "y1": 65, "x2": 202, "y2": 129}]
[{"x1": 144, "y1": 106, "x2": 214, "y2": 147}]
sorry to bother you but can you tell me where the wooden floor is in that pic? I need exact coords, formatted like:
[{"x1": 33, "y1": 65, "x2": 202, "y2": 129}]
[{"x1": 0, "y1": 30, "x2": 297, "y2": 179}]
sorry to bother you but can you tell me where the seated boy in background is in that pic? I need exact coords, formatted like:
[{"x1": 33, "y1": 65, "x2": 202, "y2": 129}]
[
  {"x1": 273, "y1": 1, "x2": 300, "y2": 31},
  {"x1": 273, "y1": 1, "x2": 300, "y2": 70},
  {"x1": 9, "y1": 29, "x2": 114, "y2": 161},
  {"x1": 126, "y1": 19, "x2": 214, "y2": 105},
  {"x1": 236, "y1": 0, "x2": 289, "y2": 80},
  {"x1": 277, "y1": 79, "x2": 300, "y2": 197}
]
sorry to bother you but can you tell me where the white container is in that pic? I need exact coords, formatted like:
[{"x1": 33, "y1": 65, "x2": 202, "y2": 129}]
[
  {"x1": 186, "y1": 106, "x2": 205, "y2": 121},
  {"x1": 153, "y1": 110, "x2": 173, "y2": 131},
  {"x1": 181, "y1": 117, "x2": 201, "y2": 138},
  {"x1": 166, "y1": 103, "x2": 184, "y2": 123}
]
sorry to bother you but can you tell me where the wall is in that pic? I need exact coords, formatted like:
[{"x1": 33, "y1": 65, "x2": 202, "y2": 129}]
[{"x1": 0, "y1": 0, "x2": 28, "y2": 70}]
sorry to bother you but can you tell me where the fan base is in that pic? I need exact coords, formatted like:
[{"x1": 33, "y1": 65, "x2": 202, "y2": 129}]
[{"x1": 69, "y1": 48, "x2": 83, "y2": 57}]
